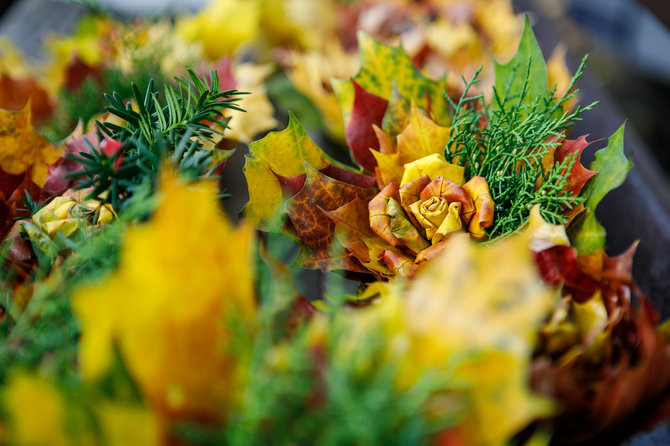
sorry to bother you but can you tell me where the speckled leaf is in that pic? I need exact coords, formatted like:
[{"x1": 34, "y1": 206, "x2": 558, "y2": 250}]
[
  {"x1": 286, "y1": 164, "x2": 377, "y2": 250},
  {"x1": 382, "y1": 83, "x2": 411, "y2": 136},
  {"x1": 336, "y1": 32, "x2": 450, "y2": 127},
  {"x1": 243, "y1": 113, "x2": 367, "y2": 230}
]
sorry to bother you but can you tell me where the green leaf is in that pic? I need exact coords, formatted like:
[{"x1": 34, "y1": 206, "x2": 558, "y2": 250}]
[
  {"x1": 493, "y1": 16, "x2": 549, "y2": 110},
  {"x1": 568, "y1": 123, "x2": 633, "y2": 254},
  {"x1": 584, "y1": 123, "x2": 632, "y2": 209},
  {"x1": 335, "y1": 32, "x2": 450, "y2": 127},
  {"x1": 566, "y1": 208, "x2": 605, "y2": 255}
]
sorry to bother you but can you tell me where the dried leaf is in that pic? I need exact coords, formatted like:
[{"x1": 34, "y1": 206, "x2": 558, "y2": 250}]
[
  {"x1": 554, "y1": 135, "x2": 597, "y2": 198},
  {"x1": 243, "y1": 114, "x2": 367, "y2": 230},
  {"x1": 286, "y1": 164, "x2": 376, "y2": 250},
  {"x1": 323, "y1": 197, "x2": 407, "y2": 277}
]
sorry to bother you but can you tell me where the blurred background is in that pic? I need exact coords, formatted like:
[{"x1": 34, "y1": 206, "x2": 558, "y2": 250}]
[
  {"x1": 2, "y1": 0, "x2": 669, "y2": 172},
  {"x1": 1, "y1": 0, "x2": 669, "y2": 177}
]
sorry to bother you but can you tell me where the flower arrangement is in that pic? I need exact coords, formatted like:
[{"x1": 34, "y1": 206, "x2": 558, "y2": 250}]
[{"x1": 1, "y1": 1, "x2": 669, "y2": 445}]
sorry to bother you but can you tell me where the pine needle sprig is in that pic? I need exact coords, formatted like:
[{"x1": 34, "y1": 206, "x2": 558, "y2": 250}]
[
  {"x1": 444, "y1": 56, "x2": 597, "y2": 238},
  {"x1": 67, "y1": 67, "x2": 246, "y2": 209},
  {"x1": 98, "y1": 67, "x2": 246, "y2": 148}
]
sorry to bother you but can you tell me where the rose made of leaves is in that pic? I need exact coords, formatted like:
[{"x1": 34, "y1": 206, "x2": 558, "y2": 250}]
[{"x1": 369, "y1": 161, "x2": 494, "y2": 276}]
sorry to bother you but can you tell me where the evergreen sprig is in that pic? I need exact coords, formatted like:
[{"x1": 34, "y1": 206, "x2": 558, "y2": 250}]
[
  {"x1": 67, "y1": 68, "x2": 246, "y2": 209},
  {"x1": 444, "y1": 56, "x2": 597, "y2": 238},
  {"x1": 98, "y1": 67, "x2": 245, "y2": 147}
]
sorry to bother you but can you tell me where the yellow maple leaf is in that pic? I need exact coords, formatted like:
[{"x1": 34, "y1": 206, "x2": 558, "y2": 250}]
[
  {"x1": 335, "y1": 233, "x2": 555, "y2": 445},
  {"x1": 73, "y1": 169, "x2": 256, "y2": 420},
  {"x1": 225, "y1": 63, "x2": 279, "y2": 144},
  {"x1": 373, "y1": 102, "x2": 455, "y2": 187},
  {"x1": 177, "y1": 0, "x2": 261, "y2": 60},
  {"x1": 0, "y1": 102, "x2": 62, "y2": 185},
  {"x1": 3, "y1": 372, "x2": 160, "y2": 446},
  {"x1": 3, "y1": 374, "x2": 70, "y2": 446}
]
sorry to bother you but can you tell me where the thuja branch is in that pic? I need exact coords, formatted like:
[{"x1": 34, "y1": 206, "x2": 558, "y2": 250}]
[{"x1": 445, "y1": 56, "x2": 597, "y2": 238}]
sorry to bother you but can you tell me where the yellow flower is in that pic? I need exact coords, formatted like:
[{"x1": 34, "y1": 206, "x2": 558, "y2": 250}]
[
  {"x1": 32, "y1": 196, "x2": 78, "y2": 236},
  {"x1": 30, "y1": 192, "x2": 117, "y2": 237},
  {"x1": 73, "y1": 169, "x2": 256, "y2": 420}
]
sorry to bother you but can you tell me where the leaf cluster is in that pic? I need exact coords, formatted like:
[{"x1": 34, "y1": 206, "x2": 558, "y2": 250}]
[
  {"x1": 444, "y1": 57, "x2": 597, "y2": 238},
  {"x1": 68, "y1": 68, "x2": 246, "y2": 209}
]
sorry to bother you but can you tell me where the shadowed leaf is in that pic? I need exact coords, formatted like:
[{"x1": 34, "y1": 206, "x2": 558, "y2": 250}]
[{"x1": 286, "y1": 165, "x2": 377, "y2": 250}]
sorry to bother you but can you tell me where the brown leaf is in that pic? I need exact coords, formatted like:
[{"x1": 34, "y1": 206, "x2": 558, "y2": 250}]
[
  {"x1": 322, "y1": 197, "x2": 409, "y2": 277},
  {"x1": 286, "y1": 164, "x2": 377, "y2": 250}
]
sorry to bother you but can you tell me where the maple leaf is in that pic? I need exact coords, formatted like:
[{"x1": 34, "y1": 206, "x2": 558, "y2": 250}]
[
  {"x1": 494, "y1": 16, "x2": 552, "y2": 115},
  {"x1": 176, "y1": 0, "x2": 261, "y2": 60},
  {"x1": 372, "y1": 102, "x2": 454, "y2": 188},
  {"x1": 345, "y1": 80, "x2": 388, "y2": 172},
  {"x1": 553, "y1": 135, "x2": 597, "y2": 198},
  {"x1": 243, "y1": 114, "x2": 374, "y2": 231},
  {"x1": 381, "y1": 84, "x2": 411, "y2": 136},
  {"x1": 333, "y1": 32, "x2": 450, "y2": 128},
  {"x1": 567, "y1": 124, "x2": 633, "y2": 254},
  {"x1": 285, "y1": 164, "x2": 377, "y2": 250},
  {"x1": 0, "y1": 103, "x2": 62, "y2": 186},
  {"x1": 73, "y1": 169, "x2": 256, "y2": 420},
  {"x1": 349, "y1": 234, "x2": 555, "y2": 444}
]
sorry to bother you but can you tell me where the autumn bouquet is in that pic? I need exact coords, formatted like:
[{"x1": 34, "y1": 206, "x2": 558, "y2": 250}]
[{"x1": 1, "y1": 2, "x2": 670, "y2": 446}]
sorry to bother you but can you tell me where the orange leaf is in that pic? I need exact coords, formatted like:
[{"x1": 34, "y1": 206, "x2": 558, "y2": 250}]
[
  {"x1": 322, "y1": 197, "x2": 410, "y2": 278},
  {"x1": 554, "y1": 135, "x2": 597, "y2": 198},
  {"x1": 0, "y1": 103, "x2": 62, "y2": 186},
  {"x1": 462, "y1": 176, "x2": 494, "y2": 240},
  {"x1": 286, "y1": 164, "x2": 376, "y2": 250}
]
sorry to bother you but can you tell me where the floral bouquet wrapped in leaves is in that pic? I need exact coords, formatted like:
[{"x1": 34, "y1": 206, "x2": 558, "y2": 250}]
[{"x1": 1, "y1": 2, "x2": 670, "y2": 446}]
